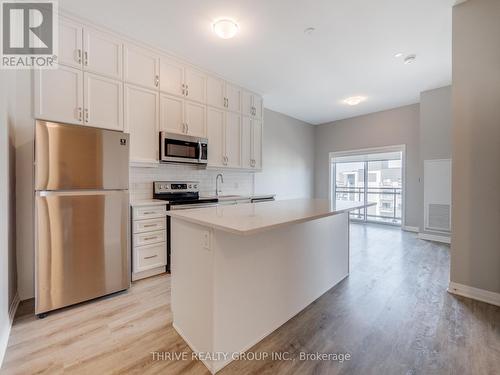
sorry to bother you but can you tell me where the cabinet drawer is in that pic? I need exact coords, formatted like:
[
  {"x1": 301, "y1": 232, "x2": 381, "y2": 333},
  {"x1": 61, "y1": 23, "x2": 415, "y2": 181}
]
[
  {"x1": 133, "y1": 217, "x2": 166, "y2": 233},
  {"x1": 134, "y1": 243, "x2": 166, "y2": 273},
  {"x1": 132, "y1": 205, "x2": 166, "y2": 219},
  {"x1": 133, "y1": 230, "x2": 166, "y2": 247}
]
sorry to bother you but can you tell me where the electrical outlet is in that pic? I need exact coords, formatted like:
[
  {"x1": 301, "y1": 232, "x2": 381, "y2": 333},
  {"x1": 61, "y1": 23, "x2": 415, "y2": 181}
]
[{"x1": 202, "y1": 231, "x2": 211, "y2": 250}]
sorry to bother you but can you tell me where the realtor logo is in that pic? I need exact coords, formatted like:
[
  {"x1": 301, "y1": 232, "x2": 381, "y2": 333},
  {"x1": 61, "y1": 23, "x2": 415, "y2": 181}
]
[{"x1": 1, "y1": 0, "x2": 58, "y2": 69}]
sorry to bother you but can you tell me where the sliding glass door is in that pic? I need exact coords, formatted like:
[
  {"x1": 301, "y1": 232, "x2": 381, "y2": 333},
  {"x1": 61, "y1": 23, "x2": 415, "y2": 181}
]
[{"x1": 332, "y1": 150, "x2": 403, "y2": 226}]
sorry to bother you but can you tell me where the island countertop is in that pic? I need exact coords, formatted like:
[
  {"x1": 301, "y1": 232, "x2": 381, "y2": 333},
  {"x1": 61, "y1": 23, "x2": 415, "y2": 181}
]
[{"x1": 167, "y1": 199, "x2": 374, "y2": 235}]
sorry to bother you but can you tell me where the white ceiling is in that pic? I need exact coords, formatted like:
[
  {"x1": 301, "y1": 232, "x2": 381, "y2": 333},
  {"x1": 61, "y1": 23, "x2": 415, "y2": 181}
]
[{"x1": 59, "y1": 0, "x2": 454, "y2": 124}]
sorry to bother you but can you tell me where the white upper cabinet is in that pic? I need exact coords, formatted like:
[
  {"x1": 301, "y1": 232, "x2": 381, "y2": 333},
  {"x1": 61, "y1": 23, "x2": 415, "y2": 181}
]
[
  {"x1": 184, "y1": 68, "x2": 207, "y2": 104},
  {"x1": 124, "y1": 84, "x2": 159, "y2": 163},
  {"x1": 83, "y1": 28, "x2": 123, "y2": 80},
  {"x1": 224, "y1": 112, "x2": 241, "y2": 168},
  {"x1": 207, "y1": 107, "x2": 225, "y2": 167},
  {"x1": 84, "y1": 73, "x2": 123, "y2": 131},
  {"x1": 225, "y1": 83, "x2": 241, "y2": 113},
  {"x1": 34, "y1": 65, "x2": 83, "y2": 125},
  {"x1": 241, "y1": 116, "x2": 252, "y2": 169},
  {"x1": 252, "y1": 119, "x2": 262, "y2": 169},
  {"x1": 207, "y1": 76, "x2": 225, "y2": 109},
  {"x1": 59, "y1": 18, "x2": 83, "y2": 69},
  {"x1": 242, "y1": 90, "x2": 263, "y2": 119},
  {"x1": 124, "y1": 44, "x2": 160, "y2": 90},
  {"x1": 184, "y1": 100, "x2": 206, "y2": 137},
  {"x1": 159, "y1": 56, "x2": 184, "y2": 97},
  {"x1": 159, "y1": 94, "x2": 184, "y2": 134}
]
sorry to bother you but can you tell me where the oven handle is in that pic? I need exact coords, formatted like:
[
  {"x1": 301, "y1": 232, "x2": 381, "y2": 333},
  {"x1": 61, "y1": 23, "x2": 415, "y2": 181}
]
[{"x1": 170, "y1": 203, "x2": 218, "y2": 210}]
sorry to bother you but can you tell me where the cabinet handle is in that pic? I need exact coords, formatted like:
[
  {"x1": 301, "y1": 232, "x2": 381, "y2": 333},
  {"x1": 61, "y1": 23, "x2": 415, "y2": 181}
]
[
  {"x1": 143, "y1": 224, "x2": 157, "y2": 228},
  {"x1": 185, "y1": 89, "x2": 189, "y2": 97},
  {"x1": 143, "y1": 211, "x2": 156, "y2": 215},
  {"x1": 143, "y1": 236, "x2": 158, "y2": 241},
  {"x1": 186, "y1": 123, "x2": 189, "y2": 133},
  {"x1": 76, "y1": 49, "x2": 82, "y2": 64},
  {"x1": 155, "y1": 75, "x2": 159, "y2": 87},
  {"x1": 84, "y1": 51, "x2": 88, "y2": 66},
  {"x1": 76, "y1": 107, "x2": 82, "y2": 121},
  {"x1": 144, "y1": 255, "x2": 158, "y2": 260},
  {"x1": 84, "y1": 108, "x2": 89, "y2": 123}
]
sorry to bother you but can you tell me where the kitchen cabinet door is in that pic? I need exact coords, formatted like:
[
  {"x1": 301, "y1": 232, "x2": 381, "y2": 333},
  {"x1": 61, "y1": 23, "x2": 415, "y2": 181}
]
[
  {"x1": 34, "y1": 65, "x2": 84, "y2": 125},
  {"x1": 225, "y1": 83, "x2": 241, "y2": 113},
  {"x1": 207, "y1": 107, "x2": 225, "y2": 167},
  {"x1": 59, "y1": 18, "x2": 83, "y2": 69},
  {"x1": 241, "y1": 90, "x2": 253, "y2": 117},
  {"x1": 84, "y1": 73, "x2": 123, "y2": 131},
  {"x1": 184, "y1": 100, "x2": 206, "y2": 137},
  {"x1": 124, "y1": 84, "x2": 159, "y2": 164},
  {"x1": 159, "y1": 56, "x2": 184, "y2": 97},
  {"x1": 83, "y1": 28, "x2": 122, "y2": 80},
  {"x1": 253, "y1": 96, "x2": 263, "y2": 119},
  {"x1": 252, "y1": 119, "x2": 262, "y2": 169},
  {"x1": 184, "y1": 67, "x2": 207, "y2": 104},
  {"x1": 207, "y1": 76, "x2": 225, "y2": 109},
  {"x1": 241, "y1": 116, "x2": 252, "y2": 169},
  {"x1": 160, "y1": 94, "x2": 184, "y2": 135},
  {"x1": 123, "y1": 44, "x2": 159, "y2": 90},
  {"x1": 225, "y1": 112, "x2": 241, "y2": 168}
]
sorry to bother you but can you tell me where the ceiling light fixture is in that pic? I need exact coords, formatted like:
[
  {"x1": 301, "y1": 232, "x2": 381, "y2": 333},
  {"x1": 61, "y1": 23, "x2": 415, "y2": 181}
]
[
  {"x1": 404, "y1": 54, "x2": 417, "y2": 64},
  {"x1": 343, "y1": 96, "x2": 367, "y2": 106},
  {"x1": 394, "y1": 52, "x2": 403, "y2": 58},
  {"x1": 212, "y1": 19, "x2": 239, "y2": 39}
]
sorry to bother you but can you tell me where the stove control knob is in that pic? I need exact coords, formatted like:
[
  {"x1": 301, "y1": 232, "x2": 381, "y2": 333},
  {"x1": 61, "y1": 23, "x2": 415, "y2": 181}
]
[
  {"x1": 194, "y1": 184, "x2": 198, "y2": 189},
  {"x1": 188, "y1": 184, "x2": 192, "y2": 188}
]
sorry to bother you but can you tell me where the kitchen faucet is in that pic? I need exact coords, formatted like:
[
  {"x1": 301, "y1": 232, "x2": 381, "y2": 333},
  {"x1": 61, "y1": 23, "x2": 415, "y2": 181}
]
[{"x1": 216, "y1": 173, "x2": 224, "y2": 197}]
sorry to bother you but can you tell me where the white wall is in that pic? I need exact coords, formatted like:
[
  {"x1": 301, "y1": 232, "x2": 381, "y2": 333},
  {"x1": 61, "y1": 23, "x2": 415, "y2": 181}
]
[
  {"x1": 254, "y1": 109, "x2": 315, "y2": 199},
  {"x1": 0, "y1": 70, "x2": 18, "y2": 366},
  {"x1": 451, "y1": 0, "x2": 500, "y2": 295},
  {"x1": 314, "y1": 104, "x2": 421, "y2": 228}
]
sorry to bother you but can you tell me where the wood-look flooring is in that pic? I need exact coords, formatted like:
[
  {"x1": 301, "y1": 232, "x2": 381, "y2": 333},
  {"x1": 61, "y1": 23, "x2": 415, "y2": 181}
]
[{"x1": 2, "y1": 224, "x2": 499, "y2": 374}]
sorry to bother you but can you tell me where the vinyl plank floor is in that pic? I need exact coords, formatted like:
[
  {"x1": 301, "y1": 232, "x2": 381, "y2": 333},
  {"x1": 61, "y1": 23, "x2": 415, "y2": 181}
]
[{"x1": 2, "y1": 224, "x2": 499, "y2": 375}]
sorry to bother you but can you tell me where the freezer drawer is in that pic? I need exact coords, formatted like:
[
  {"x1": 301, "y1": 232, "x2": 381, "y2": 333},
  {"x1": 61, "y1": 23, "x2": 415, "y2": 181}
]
[
  {"x1": 35, "y1": 190, "x2": 130, "y2": 314},
  {"x1": 35, "y1": 120, "x2": 129, "y2": 190}
]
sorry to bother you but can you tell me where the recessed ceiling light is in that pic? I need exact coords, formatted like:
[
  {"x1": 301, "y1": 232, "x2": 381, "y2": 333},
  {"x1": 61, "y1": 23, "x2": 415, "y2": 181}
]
[
  {"x1": 404, "y1": 54, "x2": 417, "y2": 64},
  {"x1": 304, "y1": 27, "x2": 316, "y2": 35},
  {"x1": 212, "y1": 19, "x2": 239, "y2": 39},
  {"x1": 343, "y1": 96, "x2": 367, "y2": 106},
  {"x1": 394, "y1": 52, "x2": 403, "y2": 58}
]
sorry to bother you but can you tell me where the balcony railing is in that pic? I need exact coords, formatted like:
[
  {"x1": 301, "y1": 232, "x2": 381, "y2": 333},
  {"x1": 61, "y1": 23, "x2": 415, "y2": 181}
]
[{"x1": 335, "y1": 186, "x2": 402, "y2": 224}]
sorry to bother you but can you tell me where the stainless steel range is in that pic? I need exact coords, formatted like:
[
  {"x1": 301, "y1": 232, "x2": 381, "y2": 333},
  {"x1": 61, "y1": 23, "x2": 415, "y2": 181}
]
[{"x1": 153, "y1": 181, "x2": 217, "y2": 272}]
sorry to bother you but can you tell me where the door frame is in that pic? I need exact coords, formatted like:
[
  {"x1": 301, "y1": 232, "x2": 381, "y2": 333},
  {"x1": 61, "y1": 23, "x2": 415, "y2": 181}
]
[{"x1": 328, "y1": 144, "x2": 407, "y2": 227}]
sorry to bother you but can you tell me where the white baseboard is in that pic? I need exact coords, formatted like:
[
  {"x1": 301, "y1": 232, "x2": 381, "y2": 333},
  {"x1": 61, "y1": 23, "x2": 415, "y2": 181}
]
[
  {"x1": 9, "y1": 293, "x2": 20, "y2": 324},
  {"x1": 418, "y1": 232, "x2": 451, "y2": 244},
  {"x1": 1, "y1": 292, "x2": 20, "y2": 368},
  {"x1": 402, "y1": 226, "x2": 419, "y2": 233},
  {"x1": 448, "y1": 282, "x2": 500, "y2": 307}
]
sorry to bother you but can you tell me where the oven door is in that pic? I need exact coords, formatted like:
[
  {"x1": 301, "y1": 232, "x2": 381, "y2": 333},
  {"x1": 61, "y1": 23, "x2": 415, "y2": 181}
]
[{"x1": 160, "y1": 132, "x2": 208, "y2": 164}]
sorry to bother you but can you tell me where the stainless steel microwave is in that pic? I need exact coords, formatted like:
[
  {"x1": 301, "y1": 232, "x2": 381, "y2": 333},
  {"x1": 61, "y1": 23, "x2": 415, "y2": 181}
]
[{"x1": 159, "y1": 132, "x2": 208, "y2": 165}]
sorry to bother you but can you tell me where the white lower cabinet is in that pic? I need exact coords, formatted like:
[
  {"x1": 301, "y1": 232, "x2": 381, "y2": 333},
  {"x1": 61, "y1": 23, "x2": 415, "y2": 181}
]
[
  {"x1": 35, "y1": 65, "x2": 84, "y2": 125},
  {"x1": 131, "y1": 203, "x2": 167, "y2": 281},
  {"x1": 83, "y1": 72, "x2": 123, "y2": 130},
  {"x1": 124, "y1": 84, "x2": 159, "y2": 164}
]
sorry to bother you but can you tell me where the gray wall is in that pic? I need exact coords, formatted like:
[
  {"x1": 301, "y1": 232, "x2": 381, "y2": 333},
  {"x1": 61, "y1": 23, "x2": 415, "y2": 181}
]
[
  {"x1": 419, "y1": 86, "x2": 452, "y2": 235},
  {"x1": 0, "y1": 70, "x2": 17, "y2": 364},
  {"x1": 450, "y1": 0, "x2": 500, "y2": 294},
  {"x1": 314, "y1": 104, "x2": 421, "y2": 228},
  {"x1": 254, "y1": 109, "x2": 315, "y2": 199}
]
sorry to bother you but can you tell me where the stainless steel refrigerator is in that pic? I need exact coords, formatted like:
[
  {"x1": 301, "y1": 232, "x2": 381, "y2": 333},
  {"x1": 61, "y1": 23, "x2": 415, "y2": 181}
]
[{"x1": 35, "y1": 120, "x2": 130, "y2": 316}]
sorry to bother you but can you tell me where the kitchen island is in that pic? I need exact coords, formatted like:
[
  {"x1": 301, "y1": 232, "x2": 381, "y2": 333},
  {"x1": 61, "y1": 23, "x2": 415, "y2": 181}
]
[{"x1": 168, "y1": 199, "x2": 372, "y2": 373}]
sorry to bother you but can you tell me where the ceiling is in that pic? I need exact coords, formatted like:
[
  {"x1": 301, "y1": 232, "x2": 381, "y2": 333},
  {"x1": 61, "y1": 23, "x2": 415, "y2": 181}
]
[{"x1": 59, "y1": 0, "x2": 454, "y2": 124}]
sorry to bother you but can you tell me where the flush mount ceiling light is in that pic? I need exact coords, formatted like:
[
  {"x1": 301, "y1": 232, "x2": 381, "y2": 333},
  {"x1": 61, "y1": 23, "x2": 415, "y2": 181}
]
[
  {"x1": 212, "y1": 19, "x2": 239, "y2": 39},
  {"x1": 404, "y1": 54, "x2": 417, "y2": 64},
  {"x1": 343, "y1": 96, "x2": 367, "y2": 106}
]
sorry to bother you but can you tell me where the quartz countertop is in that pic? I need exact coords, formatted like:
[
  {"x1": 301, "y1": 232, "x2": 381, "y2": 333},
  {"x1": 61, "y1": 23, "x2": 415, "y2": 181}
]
[
  {"x1": 130, "y1": 199, "x2": 168, "y2": 207},
  {"x1": 167, "y1": 199, "x2": 374, "y2": 235}
]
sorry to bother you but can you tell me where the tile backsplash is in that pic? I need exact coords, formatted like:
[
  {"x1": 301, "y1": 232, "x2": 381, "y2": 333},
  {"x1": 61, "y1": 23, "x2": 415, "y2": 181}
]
[{"x1": 130, "y1": 164, "x2": 255, "y2": 201}]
